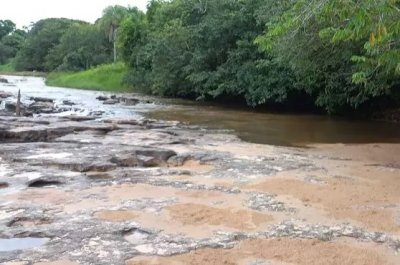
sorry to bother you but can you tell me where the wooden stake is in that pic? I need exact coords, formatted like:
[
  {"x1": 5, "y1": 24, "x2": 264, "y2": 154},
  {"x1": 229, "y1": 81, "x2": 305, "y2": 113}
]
[{"x1": 16, "y1": 89, "x2": 21, "y2": 117}]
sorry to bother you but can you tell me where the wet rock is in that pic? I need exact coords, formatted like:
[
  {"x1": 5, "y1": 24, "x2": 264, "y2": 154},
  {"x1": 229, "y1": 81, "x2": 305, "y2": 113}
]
[
  {"x1": 28, "y1": 101, "x2": 55, "y2": 114},
  {"x1": 96, "y1": 95, "x2": 109, "y2": 101},
  {"x1": 118, "y1": 97, "x2": 139, "y2": 105},
  {"x1": 5, "y1": 102, "x2": 23, "y2": 112},
  {"x1": 27, "y1": 178, "x2": 63, "y2": 188},
  {"x1": 62, "y1": 100, "x2": 75, "y2": 106},
  {"x1": 85, "y1": 172, "x2": 112, "y2": 180},
  {"x1": 0, "y1": 90, "x2": 13, "y2": 98},
  {"x1": 135, "y1": 149, "x2": 177, "y2": 164},
  {"x1": 103, "y1": 119, "x2": 140, "y2": 126},
  {"x1": 0, "y1": 119, "x2": 115, "y2": 142},
  {"x1": 111, "y1": 148, "x2": 177, "y2": 168},
  {"x1": 63, "y1": 115, "x2": 96, "y2": 122},
  {"x1": 30, "y1": 97, "x2": 54, "y2": 103},
  {"x1": 111, "y1": 154, "x2": 140, "y2": 167},
  {"x1": 103, "y1": 99, "x2": 119, "y2": 105},
  {"x1": 0, "y1": 77, "x2": 9, "y2": 83},
  {"x1": 7, "y1": 216, "x2": 52, "y2": 227},
  {"x1": 167, "y1": 155, "x2": 190, "y2": 167},
  {"x1": 89, "y1": 111, "x2": 105, "y2": 117},
  {"x1": 57, "y1": 161, "x2": 116, "y2": 172},
  {"x1": 0, "y1": 182, "x2": 9, "y2": 188}
]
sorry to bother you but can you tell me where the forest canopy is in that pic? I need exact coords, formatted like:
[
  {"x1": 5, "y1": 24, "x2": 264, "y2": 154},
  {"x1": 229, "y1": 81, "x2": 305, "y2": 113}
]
[{"x1": 2, "y1": 0, "x2": 400, "y2": 114}]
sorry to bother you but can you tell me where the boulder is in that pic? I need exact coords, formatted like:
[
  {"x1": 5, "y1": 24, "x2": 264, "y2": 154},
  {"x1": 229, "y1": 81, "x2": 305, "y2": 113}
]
[
  {"x1": 28, "y1": 101, "x2": 55, "y2": 114},
  {"x1": 62, "y1": 100, "x2": 75, "y2": 106},
  {"x1": 103, "y1": 99, "x2": 119, "y2": 105},
  {"x1": 0, "y1": 77, "x2": 8, "y2": 83},
  {"x1": 0, "y1": 91, "x2": 13, "y2": 98},
  {"x1": 30, "y1": 97, "x2": 54, "y2": 103},
  {"x1": 5, "y1": 102, "x2": 25, "y2": 112},
  {"x1": 96, "y1": 95, "x2": 109, "y2": 101}
]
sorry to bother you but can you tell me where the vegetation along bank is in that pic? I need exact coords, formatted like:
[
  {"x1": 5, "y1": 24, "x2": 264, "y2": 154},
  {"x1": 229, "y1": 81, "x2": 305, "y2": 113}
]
[{"x1": 1, "y1": 0, "x2": 399, "y2": 117}]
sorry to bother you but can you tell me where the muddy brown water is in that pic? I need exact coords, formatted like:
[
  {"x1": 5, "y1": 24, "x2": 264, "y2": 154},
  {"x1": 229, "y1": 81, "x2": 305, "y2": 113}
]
[
  {"x1": 2, "y1": 75, "x2": 400, "y2": 146},
  {"x1": 148, "y1": 103, "x2": 400, "y2": 146}
]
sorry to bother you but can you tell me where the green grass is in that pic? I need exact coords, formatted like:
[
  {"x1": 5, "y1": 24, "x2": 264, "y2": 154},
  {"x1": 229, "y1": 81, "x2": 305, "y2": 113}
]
[
  {"x1": 0, "y1": 61, "x2": 16, "y2": 72},
  {"x1": 0, "y1": 60, "x2": 47, "y2": 77},
  {"x1": 46, "y1": 63, "x2": 129, "y2": 92}
]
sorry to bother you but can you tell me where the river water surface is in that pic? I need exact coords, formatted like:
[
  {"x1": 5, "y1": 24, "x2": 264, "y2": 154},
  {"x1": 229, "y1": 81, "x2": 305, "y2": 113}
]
[{"x1": 1, "y1": 75, "x2": 400, "y2": 146}]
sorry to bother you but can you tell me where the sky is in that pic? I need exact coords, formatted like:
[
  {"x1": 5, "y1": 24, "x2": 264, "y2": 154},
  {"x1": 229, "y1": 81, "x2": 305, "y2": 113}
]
[{"x1": 0, "y1": 0, "x2": 149, "y2": 29}]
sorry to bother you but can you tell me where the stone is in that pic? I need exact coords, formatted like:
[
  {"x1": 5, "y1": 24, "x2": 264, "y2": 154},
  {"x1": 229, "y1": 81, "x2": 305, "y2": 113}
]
[
  {"x1": 118, "y1": 97, "x2": 140, "y2": 105},
  {"x1": 0, "y1": 77, "x2": 9, "y2": 83},
  {"x1": 103, "y1": 99, "x2": 119, "y2": 105},
  {"x1": 0, "y1": 90, "x2": 13, "y2": 98},
  {"x1": 96, "y1": 95, "x2": 109, "y2": 101},
  {"x1": 63, "y1": 116, "x2": 96, "y2": 122},
  {"x1": 62, "y1": 100, "x2": 75, "y2": 106},
  {"x1": 30, "y1": 97, "x2": 54, "y2": 103},
  {"x1": 28, "y1": 102, "x2": 55, "y2": 114}
]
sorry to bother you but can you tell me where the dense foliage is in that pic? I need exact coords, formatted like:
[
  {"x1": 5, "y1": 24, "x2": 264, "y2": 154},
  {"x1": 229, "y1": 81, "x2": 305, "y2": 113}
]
[
  {"x1": 118, "y1": 0, "x2": 400, "y2": 113},
  {"x1": 4, "y1": 0, "x2": 400, "y2": 114},
  {"x1": 256, "y1": 0, "x2": 400, "y2": 112},
  {"x1": 0, "y1": 20, "x2": 26, "y2": 64},
  {"x1": 119, "y1": 0, "x2": 297, "y2": 107}
]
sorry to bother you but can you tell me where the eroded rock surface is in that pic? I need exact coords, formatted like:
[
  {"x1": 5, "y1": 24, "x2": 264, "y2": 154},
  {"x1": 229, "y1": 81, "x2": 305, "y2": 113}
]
[{"x1": 1, "y1": 95, "x2": 400, "y2": 264}]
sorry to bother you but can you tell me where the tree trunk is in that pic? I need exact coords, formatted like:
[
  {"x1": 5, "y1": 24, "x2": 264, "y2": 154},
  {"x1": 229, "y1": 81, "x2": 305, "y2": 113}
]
[
  {"x1": 112, "y1": 27, "x2": 118, "y2": 63},
  {"x1": 113, "y1": 39, "x2": 117, "y2": 63}
]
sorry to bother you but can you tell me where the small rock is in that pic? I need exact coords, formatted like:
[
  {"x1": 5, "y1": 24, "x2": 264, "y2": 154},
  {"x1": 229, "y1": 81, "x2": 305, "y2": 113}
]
[
  {"x1": 62, "y1": 100, "x2": 75, "y2": 106},
  {"x1": 96, "y1": 95, "x2": 109, "y2": 101},
  {"x1": 103, "y1": 99, "x2": 119, "y2": 105},
  {"x1": 119, "y1": 97, "x2": 140, "y2": 105},
  {"x1": 28, "y1": 101, "x2": 55, "y2": 114},
  {"x1": 30, "y1": 97, "x2": 54, "y2": 103},
  {"x1": 64, "y1": 115, "x2": 96, "y2": 122},
  {"x1": 0, "y1": 90, "x2": 13, "y2": 98}
]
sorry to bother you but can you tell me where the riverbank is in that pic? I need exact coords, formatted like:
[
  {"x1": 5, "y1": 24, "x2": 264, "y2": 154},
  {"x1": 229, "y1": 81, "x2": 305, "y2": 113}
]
[
  {"x1": 1, "y1": 76, "x2": 400, "y2": 264},
  {"x1": 46, "y1": 63, "x2": 129, "y2": 92}
]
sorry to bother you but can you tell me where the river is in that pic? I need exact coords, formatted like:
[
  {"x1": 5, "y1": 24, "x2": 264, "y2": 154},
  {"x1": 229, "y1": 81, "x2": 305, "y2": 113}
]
[{"x1": 1, "y1": 75, "x2": 400, "y2": 146}]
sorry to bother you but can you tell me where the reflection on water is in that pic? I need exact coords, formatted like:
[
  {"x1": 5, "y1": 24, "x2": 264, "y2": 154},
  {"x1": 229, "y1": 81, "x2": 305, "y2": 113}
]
[
  {"x1": 0, "y1": 237, "x2": 49, "y2": 252},
  {"x1": 1, "y1": 75, "x2": 399, "y2": 146},
  {"x1": 148, "y1": 103, "x2": 400, "y2": 146}
]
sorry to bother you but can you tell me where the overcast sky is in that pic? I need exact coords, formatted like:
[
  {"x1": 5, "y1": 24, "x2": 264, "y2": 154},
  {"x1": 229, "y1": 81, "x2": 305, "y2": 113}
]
[{"x1": 0, "y1": 0, "x2": 149, "y2": 29}]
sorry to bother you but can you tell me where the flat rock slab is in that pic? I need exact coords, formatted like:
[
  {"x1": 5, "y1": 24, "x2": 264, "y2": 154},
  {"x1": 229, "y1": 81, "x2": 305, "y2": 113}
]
[{"x1": 0, "y1": 114, "x2": 399, "y2": 265}]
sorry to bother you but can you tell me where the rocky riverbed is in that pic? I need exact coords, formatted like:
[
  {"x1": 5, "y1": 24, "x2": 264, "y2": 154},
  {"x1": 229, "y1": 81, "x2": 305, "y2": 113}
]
[{"x1": 1, "y1": 76, "x2": 400, "y2": 265}]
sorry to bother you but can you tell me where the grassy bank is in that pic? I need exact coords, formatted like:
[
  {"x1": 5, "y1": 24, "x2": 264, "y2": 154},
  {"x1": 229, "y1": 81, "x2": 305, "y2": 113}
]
[
  {"x1": 0, "y1": 62, "x2": 15, "y2": 72},
  {"x1": 0, "y1": 61, "x2": 47, "y2": 77},
  {"x1": 46, "y1": 63, "x2": 129, "y2": 92}
]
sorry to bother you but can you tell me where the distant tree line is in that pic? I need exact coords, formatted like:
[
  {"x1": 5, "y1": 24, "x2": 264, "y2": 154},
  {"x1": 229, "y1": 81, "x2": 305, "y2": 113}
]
[
  {"x1": 0, "y1": 20, "x2": 26, "y2": 64},
  {"x1": 2, "y1": 0, "x2": 399, "y2": 114}
]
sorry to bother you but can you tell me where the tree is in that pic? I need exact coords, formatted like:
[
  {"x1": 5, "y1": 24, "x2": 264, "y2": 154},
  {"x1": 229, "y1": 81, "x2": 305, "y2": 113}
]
[
  {"x1": 0, "y1": 20, "x2": 15, "y2": 39},
  {"x1": 120, "y1": 0, "x2": 297, "y2": 106},
  {"x1": 0, "y1": 20, "x2": 25, "y2": 64},
  {"x1": 256, "y1": 0, "x2": 400, "y2": 112},
  {"x1": 99, "y1": 5, "x2": 129, "y2": 63},
  {"x1": 14, "y1": 18, "x2": 78, "y2": 71},
  {"x1": 45, "y1": 23, "x2": 111, "y2": 71}
]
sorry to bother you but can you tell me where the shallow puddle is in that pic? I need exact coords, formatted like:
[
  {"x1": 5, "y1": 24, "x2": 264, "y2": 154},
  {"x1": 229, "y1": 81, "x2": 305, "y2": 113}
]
[{"x1": 0, "y1": 237, "x2": 49, "y2": 252}]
